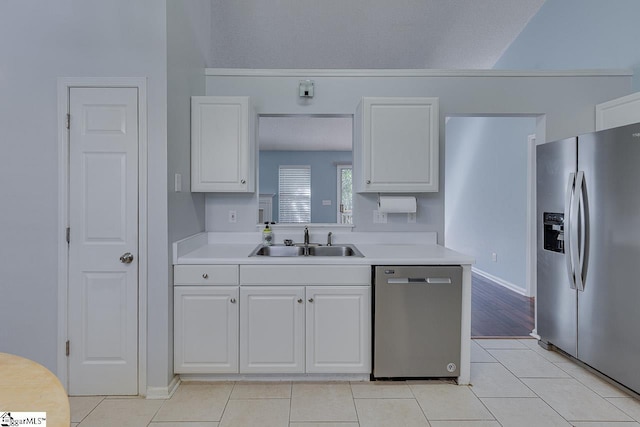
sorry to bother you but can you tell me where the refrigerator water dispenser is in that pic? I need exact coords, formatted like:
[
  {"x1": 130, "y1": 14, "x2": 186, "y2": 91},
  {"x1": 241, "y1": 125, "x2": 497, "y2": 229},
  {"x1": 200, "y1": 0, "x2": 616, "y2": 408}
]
[{"x1": 543, "y1": 212, "x2": 565, "y2": 253}]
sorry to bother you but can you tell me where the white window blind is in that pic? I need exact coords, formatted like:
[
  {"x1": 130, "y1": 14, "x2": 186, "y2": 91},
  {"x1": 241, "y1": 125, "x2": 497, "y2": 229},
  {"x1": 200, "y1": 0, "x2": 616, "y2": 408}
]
[{"x1": 279, "y1": 165, "x2": 311, "y2": 223}]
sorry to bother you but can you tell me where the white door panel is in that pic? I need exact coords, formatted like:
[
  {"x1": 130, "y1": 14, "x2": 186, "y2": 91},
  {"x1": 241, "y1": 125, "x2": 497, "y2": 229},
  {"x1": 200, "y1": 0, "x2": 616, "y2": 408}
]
[
  {"x1": 240, "y1": 287, "x2": 305, "y2": 373},
  {"x1": 306, "y1": 286, "x2": 371, "y2": 373},
  {"x1": 174, "y1": 286, "x2": 239, "y2": 373},
  {"x1": 68, "y1": 87, "x2": 138, "y2": 395}
]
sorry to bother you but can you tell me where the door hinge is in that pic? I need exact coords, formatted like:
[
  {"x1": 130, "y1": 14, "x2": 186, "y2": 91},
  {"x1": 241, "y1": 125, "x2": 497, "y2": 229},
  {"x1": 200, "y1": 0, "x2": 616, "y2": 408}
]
[
  {"x1": 65, "y1": 113, "x2": 70, "y2": 129},
  {"x1": 65, "y1": 340, "x2": 70, "y2": 356},
  {"x1": 66, "y1": 227, "x2": 70, "y2": 244}
]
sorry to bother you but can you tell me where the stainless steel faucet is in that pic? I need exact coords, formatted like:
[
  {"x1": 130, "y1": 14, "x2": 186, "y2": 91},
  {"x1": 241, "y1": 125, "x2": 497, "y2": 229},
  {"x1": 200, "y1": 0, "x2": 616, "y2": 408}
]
[
  {"x1": 303, "y1": 226, "x2": 310, "y2": 256},
  {"x1": 327, "y1": 232, "x2": 333, "y2": 246}
]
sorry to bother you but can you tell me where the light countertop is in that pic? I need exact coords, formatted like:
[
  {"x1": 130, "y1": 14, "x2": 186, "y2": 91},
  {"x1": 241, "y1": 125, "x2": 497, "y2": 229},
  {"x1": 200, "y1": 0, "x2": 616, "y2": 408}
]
[{"x1": 174, "y1": 232, "x2": 474, "y2": 266}]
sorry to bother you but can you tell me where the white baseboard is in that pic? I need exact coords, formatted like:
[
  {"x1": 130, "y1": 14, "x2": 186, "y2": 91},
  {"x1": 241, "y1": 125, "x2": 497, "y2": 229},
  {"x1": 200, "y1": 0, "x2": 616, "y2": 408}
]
[
  {"x1": 472, "y1": 267, "x2": 528, "y2": 297},
  {"x1": 146, "y1": 375, "x2": 181, "y2": 399},
  {"x1": 178, "y1": 373, "x2": 371, "y2": 382}
]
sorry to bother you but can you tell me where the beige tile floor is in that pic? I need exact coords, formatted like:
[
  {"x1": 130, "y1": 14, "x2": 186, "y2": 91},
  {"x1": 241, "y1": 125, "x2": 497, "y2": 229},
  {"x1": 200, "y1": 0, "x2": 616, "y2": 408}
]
[{"x1": 70, "y1": 339, "x2": 640, "y2": 427}]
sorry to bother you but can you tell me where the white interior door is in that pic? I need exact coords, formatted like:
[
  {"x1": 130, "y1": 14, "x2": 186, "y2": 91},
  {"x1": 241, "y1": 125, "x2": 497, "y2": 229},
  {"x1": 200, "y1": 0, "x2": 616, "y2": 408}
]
[{"x1": 68, "y1": 87, "x2": 138, "y2": 395}]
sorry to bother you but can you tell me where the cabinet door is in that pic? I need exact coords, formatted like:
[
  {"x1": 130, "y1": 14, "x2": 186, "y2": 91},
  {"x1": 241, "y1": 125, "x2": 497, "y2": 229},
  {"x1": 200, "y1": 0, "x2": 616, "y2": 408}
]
[
  {"x1": 191, "y1": 96, "x2": 254, "y2": 192},
  {"x1": 240, "y1": 286, "x2": 305, "y2": 373},
  {"x1": 306, "y1": 286, "x2": 371, "y2": 373},
  {"x1": 358, "y1": 97, "x2": 439, "y2": 192},
  {"x1": 174, "y1": 286, "x2": 239, "y2": 373}
]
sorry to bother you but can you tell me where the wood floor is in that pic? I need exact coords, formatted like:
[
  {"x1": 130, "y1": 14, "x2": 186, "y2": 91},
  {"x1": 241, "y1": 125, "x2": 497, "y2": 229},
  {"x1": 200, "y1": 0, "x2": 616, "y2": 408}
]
[{"x1": 471, "y1": 272, "x2": 535, "y2": 338}]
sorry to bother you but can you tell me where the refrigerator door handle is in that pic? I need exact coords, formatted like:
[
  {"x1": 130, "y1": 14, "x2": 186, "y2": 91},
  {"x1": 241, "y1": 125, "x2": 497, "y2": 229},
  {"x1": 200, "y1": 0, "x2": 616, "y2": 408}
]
[
  {"x1": 565, "y1": 172, "x2": 577, "y2": 290},
  {"x1": 570, "y1": 171, "x2": 583, "y2": 292},
  {"x1": 576, "y1": 171, "x2": 586, "y2": 292}
]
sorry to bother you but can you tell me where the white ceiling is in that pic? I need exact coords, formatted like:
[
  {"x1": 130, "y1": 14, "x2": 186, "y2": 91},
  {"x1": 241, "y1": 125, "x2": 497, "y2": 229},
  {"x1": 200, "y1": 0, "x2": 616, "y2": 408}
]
[
  {"x1": 209, "y1": 0, "x2": 545, "y2": 69},
  {"x1": 259, "y1": 116, "x2": 353, "y2": 151}
]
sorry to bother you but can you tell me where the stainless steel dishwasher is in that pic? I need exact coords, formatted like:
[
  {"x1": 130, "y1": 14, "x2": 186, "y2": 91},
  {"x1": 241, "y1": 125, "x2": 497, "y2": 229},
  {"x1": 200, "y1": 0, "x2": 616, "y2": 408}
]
[{"x1": 373, "y1": 265, "x2": 462, "y2": 379}]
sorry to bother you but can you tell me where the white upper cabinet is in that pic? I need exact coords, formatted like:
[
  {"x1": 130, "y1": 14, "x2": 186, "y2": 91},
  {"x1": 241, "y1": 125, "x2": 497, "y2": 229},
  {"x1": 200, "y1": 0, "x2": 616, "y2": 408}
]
[
  {"x1": 355, "y1": 97, "x2": 439, "y2": 192},
  {"x1": 191, "y1": 96, "x2": 255, "y2": 192}
]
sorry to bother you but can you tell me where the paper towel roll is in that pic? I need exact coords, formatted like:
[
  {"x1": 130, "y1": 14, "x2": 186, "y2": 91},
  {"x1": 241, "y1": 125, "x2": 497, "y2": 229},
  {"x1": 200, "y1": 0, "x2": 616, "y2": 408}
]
[{"x1": 378, "y1": 196, "x2": 417, "y2": 213}]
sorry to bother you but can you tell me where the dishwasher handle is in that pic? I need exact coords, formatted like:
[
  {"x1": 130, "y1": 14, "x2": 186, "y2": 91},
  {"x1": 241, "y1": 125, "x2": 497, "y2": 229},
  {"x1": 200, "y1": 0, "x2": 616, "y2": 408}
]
[{"x1": 387, "y1": 277, "x2": 452, "y2": 284}]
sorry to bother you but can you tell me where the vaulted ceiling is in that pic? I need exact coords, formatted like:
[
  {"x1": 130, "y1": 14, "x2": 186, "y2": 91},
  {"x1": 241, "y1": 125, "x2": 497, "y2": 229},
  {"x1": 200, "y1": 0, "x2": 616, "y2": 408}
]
[{"x1": 209, "y1": 0, "x2": 545, "y2": 69}]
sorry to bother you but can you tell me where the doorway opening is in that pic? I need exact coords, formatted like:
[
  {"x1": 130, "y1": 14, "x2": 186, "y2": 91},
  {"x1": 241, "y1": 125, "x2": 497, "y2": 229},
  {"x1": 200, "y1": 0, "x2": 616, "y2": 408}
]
[{"x1": 444, "y1": 115, "x2": 543, "y2": 338}]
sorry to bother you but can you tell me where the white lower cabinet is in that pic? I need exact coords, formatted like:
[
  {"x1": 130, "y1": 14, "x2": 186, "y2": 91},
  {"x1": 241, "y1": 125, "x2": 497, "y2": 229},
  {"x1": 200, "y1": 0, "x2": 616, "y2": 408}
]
[
  {"x1": 240, "y1": 287, "x2": 305, "y2": 373},
  {"x1": 306, "y1": 286, "x2": 371, "y2": 373},
  {"x1": 239, "y1": 285, "x2": 371, "y2": 374},
  {"x1": 174, "y1": 264, "x2": 371, "y2": 376},
  {"x1": 174, "y1": 286, "x2": 239, "y2": 373},
  {"x1": 239, "y1": 265, "x2": 371, "y2": 375}
]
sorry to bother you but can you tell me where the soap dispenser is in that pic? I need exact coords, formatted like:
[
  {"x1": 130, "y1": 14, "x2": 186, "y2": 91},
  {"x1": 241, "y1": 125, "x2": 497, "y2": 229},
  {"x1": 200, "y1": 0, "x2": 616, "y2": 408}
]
[{"x1": 262, "y1": 222, "x2": 273, "y2": 246}]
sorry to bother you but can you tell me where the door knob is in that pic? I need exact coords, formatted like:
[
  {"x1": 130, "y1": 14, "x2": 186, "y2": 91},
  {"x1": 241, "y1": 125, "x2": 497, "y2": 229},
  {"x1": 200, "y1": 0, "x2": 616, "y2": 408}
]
[
  {"x1": 119, "y1": 252, "x2": 134, "y2": 264},
  {"x1": 308, "y1": 298, "x2": 314, "y2": 303},
  {"x1": 230, "y1": 298, "x2": 236, "y2": 304}
]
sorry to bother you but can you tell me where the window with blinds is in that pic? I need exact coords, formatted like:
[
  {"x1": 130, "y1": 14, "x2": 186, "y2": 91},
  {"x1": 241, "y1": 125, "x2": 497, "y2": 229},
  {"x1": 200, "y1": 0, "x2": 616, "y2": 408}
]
[{"x1": 279, "y1": 165, "x2": 311, "y2": 223}]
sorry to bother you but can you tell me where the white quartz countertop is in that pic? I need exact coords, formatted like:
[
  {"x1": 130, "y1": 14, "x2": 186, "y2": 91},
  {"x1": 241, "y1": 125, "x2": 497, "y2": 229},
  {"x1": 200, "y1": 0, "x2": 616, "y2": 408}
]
[{"x1": 174, "y1": 232, "x2": 474, "y2": 266}]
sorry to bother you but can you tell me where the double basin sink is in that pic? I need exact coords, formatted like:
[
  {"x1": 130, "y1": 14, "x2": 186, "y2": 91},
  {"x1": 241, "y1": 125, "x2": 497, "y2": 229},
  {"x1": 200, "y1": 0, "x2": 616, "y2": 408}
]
[{"x1": 249, "y1": 243, "x2": 364, "y2": 257}]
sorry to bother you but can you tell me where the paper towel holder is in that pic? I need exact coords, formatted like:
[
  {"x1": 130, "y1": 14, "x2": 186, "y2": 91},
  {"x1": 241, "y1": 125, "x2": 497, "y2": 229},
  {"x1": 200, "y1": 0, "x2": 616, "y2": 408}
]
[{"x1": 377, "y1": 194, "x2": 418, "y2": 214}]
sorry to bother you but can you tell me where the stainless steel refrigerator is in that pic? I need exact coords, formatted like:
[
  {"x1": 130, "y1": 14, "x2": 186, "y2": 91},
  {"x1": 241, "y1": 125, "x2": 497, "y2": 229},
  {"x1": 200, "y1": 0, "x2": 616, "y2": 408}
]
[{"x1": 537, "y1": 122, "x2": 640, "y2": 394}]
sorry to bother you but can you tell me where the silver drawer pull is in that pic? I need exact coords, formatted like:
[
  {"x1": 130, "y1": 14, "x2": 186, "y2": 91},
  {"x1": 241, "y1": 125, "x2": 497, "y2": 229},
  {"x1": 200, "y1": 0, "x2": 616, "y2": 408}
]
[
  {"x1": 427, "y1": 278, "x2": 452, "y2": 284},
  {"x1": 388, "y1": 277, "x2": 452, "y2": 284}
]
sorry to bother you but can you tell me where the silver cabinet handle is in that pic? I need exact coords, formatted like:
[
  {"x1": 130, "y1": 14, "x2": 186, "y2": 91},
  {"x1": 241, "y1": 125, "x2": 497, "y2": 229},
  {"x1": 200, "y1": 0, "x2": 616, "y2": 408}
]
[
  {"x1": 202, "y1": 273, "x2": 209, "y2": 279},
  {"x1": 297, "y1": 298, "x2": 303, "y2": 304},
  {"x1": 230, "y1": 298, "x2": 236, "y2": 304},
  {"x1": 308, "y1": 298, "x2": 314, "y2": 303},
  {"x1": 119, "y1": 252, "x2": 134, "y2": 264},
  {"x1": 366, "y1": 180, "x2": 371, "y2": 184},
  {"x1": 241, "y1": 179, "x2": 246, "y2": 184}
]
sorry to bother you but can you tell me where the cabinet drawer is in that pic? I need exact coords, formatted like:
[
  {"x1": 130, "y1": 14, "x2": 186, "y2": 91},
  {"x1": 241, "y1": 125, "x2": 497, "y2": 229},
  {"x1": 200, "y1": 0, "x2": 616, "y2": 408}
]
[
  {"x1": 240, "y1": 265, "x2": 370, "y2": 285},
  {"x1": 174, "y1": 265, "x2": 239, "y2": 285}
]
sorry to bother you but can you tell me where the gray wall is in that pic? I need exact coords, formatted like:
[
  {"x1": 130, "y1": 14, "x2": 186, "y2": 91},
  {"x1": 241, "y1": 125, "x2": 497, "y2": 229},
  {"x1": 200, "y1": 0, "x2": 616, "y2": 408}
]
[
  {"x1": 445, "y1": 117, "x2": 536, "y2": 292},
  {"x1": 0, "y1": 0, "x2": 169, "y2": 387},
  {"x1": 166, "y1": 0, "x2": 211, "y2": 388},
  {"x1": 204, "y1": 71, "x2": 631, "y2": 241},
  {"x1": 495, "y1": 0, "x2": 640, "y2": 91}
]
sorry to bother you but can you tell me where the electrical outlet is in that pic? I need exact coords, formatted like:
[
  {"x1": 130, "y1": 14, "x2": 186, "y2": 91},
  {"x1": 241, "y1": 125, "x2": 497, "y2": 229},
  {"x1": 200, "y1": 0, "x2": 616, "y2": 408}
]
[
  {"x1": 229, "y1": 210, "x2": 237, "y2": 223},
  {"x1": 407, "y1": 212, "x2": 417, "y2": 223},
  {"x1": 492, "y1": 252, "x2": 497, "y2": 262},
  {"x1": 373, "y1": 210, "x2": 387, "y2": 224}
]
